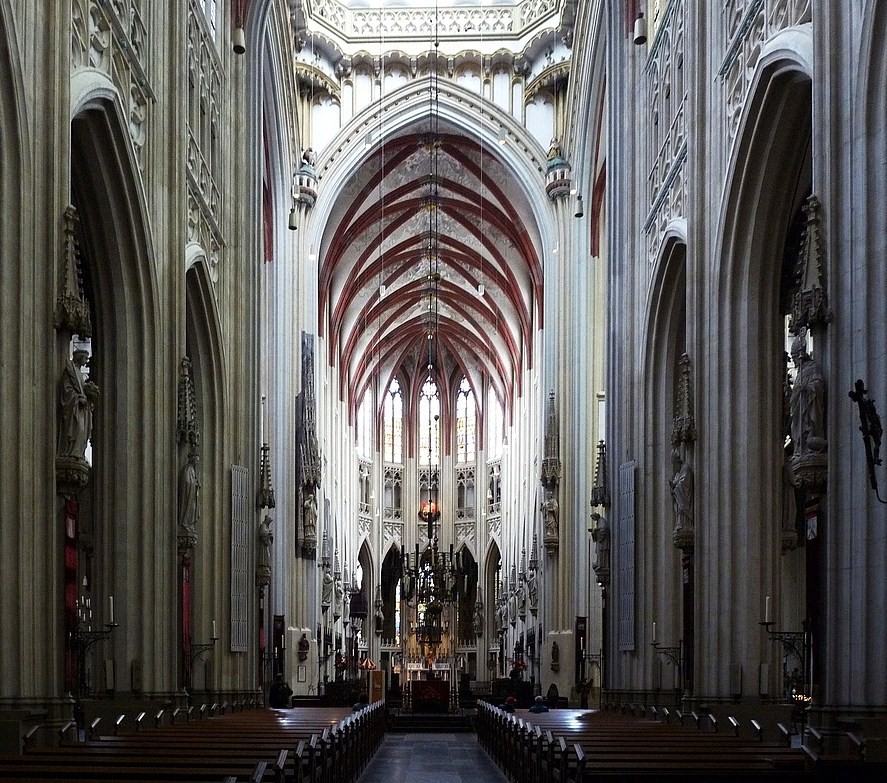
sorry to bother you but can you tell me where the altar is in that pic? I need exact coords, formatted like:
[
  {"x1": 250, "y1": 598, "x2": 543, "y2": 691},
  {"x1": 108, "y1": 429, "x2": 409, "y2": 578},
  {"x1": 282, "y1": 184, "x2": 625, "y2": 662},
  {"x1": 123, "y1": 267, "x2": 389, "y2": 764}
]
[{"x1": 410, "y1": 678, "x2": 450, "y2": 713}]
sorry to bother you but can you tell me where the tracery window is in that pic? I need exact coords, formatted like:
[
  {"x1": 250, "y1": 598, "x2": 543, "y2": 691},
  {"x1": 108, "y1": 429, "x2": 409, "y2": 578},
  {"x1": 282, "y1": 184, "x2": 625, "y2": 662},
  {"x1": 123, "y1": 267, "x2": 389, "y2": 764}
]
[
  {"x1": 455, "y1": 376, "x2": 476, "y2": 463},
  {"x1": 383, "y1": 378, "x2": 403, "y2": 463},
  {"x1": 418, "y1": 377, "x2": 440, "y2": 466}
]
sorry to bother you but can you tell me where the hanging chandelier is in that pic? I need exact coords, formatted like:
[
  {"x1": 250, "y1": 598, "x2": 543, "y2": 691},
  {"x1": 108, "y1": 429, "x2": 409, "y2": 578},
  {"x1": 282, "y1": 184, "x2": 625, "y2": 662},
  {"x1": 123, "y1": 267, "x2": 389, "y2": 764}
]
[{"x1": 401, "y1": 499, "x2": 465, "y2": 653}]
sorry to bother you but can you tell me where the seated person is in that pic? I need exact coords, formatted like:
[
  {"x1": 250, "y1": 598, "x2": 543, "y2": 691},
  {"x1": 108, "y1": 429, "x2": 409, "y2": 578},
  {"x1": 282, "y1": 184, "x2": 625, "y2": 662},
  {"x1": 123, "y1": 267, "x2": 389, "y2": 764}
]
[
  {"x1": 352, "y1": 692, "x2": 370, "y2": 712},
  {"x1": 528, "y1": 695, "x2": 549, "y2": 713},
  {"x1": 268, "y1": 673, "x2": 292, "y2": 709},
  {"x1": 501, "y1": 695, "x2": 516, "y2": 713},
  {"x1": 546, "y1": 682, "x2": 560, "y2": 709}
]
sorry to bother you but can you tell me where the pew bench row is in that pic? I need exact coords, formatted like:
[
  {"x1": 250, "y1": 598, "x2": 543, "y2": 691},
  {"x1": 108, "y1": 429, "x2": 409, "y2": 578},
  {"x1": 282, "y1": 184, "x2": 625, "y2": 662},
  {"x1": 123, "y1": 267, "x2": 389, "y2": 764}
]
[
  {"x1": 0, "y1": 703, "x2": 385, "y2": 782},
  {"x1": 476, "y1": 702, "x2": 811, "y2": 782}
]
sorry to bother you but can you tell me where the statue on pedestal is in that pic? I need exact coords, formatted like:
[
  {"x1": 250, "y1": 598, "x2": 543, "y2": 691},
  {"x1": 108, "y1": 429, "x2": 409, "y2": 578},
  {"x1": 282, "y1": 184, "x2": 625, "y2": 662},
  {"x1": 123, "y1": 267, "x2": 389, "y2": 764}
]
[
  {"x1": 669, "y1": 449, "x2": 694, "y2": 550},
  {"x1": 789, "y1": 328, "x2": 828, "y2": 487},
  {"x1": 177, "y1": 453, "x2": 201, "y2": 546},
  {"x1": 57, "y1": 349, "x2": 100, "y2": 492}
]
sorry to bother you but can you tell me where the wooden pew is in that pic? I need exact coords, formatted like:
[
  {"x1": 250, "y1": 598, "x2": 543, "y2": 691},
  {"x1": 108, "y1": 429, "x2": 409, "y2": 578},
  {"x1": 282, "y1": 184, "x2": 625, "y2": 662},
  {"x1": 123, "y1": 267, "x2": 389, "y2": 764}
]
[
  {"x1": 476, "y1": 702, "x2": 810, "y2": 781},
  {"x1": 0, "y1": 703, "x2": 385, "y2": 783}
]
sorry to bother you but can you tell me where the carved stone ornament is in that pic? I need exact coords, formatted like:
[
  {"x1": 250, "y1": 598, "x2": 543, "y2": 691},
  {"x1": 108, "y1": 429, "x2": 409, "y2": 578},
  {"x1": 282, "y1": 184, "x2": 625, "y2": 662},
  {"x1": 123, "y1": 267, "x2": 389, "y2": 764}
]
[
  {"x1": 790, "y1": 195, "x2": 832, "y2": 332},
  {"x1": 176, "y1": 357, "x2": 200, "y2": 451},
  {"x1": 672, "y1": 353, "x2": 696, "y2": 447},
  {"x1": 258, "y1": 441, "x2": 276, "y2": 510},
  {"x1": 541, "y1": 391, "x2": 561, "y2": 490},
  {"x1": 54, "y1": 206, "x2": 93, "y2": 337}
]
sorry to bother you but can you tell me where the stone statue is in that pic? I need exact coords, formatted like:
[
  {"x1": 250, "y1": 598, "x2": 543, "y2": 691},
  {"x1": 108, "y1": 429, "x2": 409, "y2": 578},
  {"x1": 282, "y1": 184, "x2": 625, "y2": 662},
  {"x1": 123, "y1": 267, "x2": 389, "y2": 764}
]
[
  {"x1": 333, "y1": 574, "x2": 345, "y2": 620},
  {"x1": 177, "y1": 453, "x2": 201, "y2": 540},
  {"x1": 374, "y1": 603, "x2": 384, "y2": 633},
  {"x1": 790, "y1": 330, "x2": 827, "y2": 457},
  {"x1": 526, "y1": 569, "x2": 538, "y2": 615},
  {"x1": 591, "y1": 512, "x2": 610, "y2": 582},
  {"x1": 547, "y1": 138, "x2": 562, "y2": 160},
  {"x1": 321, "y1": 569, "x2": 334, "y2": 612},
  {"x1": 302, "y1": 147, "x2": 316, "y2": 167},
  {"x1": 543, "y1": 493, "x2": 559, "y2": 542},
  {"x1": 256, "y1": 515, "x2": 273, "y2": 587},
  {"x1": 473, "y1": 600, "x2": 484, "y2": 636},
  {"x1": 507, "y1": 588, "x2": 517, "y2": 626},
  {"x1": 58, "y1": 349, "x2": 99, "y2": 462},
  {"x1": 669, "y1": 449, "x2": 693, "y2": 533},
  {"x1": 303, "y1": 492, "x2": 318, "y2": 544},
  {"x1": 298, "y1": 632, "x2": 310, "y2": 662}
]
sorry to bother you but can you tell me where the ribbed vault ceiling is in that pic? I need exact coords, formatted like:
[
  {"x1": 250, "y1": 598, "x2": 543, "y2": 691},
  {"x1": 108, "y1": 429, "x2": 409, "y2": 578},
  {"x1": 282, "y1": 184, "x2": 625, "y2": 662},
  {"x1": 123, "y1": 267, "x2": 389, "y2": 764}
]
[{"x1": 319, "y1": 121, "x2": 543, "y2": 419}]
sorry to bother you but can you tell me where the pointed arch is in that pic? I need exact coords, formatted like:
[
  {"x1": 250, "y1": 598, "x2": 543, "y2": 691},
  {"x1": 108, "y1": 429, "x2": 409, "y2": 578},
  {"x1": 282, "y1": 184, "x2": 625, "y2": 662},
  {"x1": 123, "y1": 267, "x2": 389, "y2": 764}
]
[
  {"x1": 642, "y1": 233, "x2": 688, "y2": 679},
  {"x1": 70, "y1": 100, "x2": 167, "y2": 693},
  {"x1": 705, "y1": 45, "x2": 813, "y2": 696}
]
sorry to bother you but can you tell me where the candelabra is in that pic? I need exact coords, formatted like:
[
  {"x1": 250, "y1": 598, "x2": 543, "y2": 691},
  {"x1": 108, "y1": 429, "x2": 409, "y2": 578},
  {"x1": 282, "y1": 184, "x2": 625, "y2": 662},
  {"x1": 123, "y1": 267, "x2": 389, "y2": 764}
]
[
  {"x1": 584, "y1": 649, "x2": 603, "y2": 676},
  {"x1": 651, "y1": 639, "x2": 685, "y2": 706},
  {"x1": 189, "y1": 633, "x2": 219, "y2": 668},
  {"x1": 759, "y1": 620, "x2": 810, "y2": 701},
  {"x1": 74, "y1": 621, "x2": 118, "y2": 698}
]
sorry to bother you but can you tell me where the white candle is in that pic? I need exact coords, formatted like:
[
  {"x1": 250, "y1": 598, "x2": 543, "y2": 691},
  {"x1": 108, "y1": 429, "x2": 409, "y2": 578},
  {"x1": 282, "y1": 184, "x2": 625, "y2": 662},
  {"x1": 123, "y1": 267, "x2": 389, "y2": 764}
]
[
  {"x1": 652, "y1": 621, "x2": 657, "y2": 643},
  {"x1": 109, "y1": 595, "x2": 114, "y2": 624},
  {"x1": 212, "y1": 620, "x2": 217, "y2": 639},
  {"x1": 764, "y1": 596, "x2": 771, "y2": 624}
]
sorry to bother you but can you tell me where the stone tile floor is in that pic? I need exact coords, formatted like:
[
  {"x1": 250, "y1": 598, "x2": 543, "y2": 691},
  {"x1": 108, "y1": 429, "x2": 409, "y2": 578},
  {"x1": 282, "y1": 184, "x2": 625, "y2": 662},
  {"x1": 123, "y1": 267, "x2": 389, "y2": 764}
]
[{"x1": 357, "y1": 731, "x2": 509, "y2": 783}]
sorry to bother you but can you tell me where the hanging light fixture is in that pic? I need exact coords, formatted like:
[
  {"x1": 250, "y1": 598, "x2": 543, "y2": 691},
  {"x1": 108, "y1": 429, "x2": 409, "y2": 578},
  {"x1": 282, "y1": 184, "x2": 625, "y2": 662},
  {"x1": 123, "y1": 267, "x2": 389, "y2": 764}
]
[
  {"x1": 574, "y1": 193, "x2": 584, "y2": 218},
  {"x1": 633, "y1": 11, "x2": 648, "y2": 46},
  {"x1": 399, "y1": 2, "x2": 467, "y2": 661}
]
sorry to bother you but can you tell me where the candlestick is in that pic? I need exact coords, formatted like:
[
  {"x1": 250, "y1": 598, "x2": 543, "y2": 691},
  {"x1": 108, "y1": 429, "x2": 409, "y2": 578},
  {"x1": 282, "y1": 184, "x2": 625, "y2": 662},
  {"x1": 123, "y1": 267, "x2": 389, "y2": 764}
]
[
  {"x1": 109, "y1": 595, "x2": 114, "y2": 625},
  {"x1": 212, "y1": 620, "x2": 218, "y2": 640},
  {"x1": 652, "y1": 621, "x2": 657, "y2": 644},
  {"x1": 764, "y1": 596, "x2": 771, "y2": 625}
]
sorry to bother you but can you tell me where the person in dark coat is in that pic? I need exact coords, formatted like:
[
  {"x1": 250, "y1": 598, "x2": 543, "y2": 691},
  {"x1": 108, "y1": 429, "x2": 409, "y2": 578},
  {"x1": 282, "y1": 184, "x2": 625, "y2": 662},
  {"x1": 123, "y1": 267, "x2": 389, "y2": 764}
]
[{"x1": 268, "y1": 673, "x2": 292, "y2": 708}]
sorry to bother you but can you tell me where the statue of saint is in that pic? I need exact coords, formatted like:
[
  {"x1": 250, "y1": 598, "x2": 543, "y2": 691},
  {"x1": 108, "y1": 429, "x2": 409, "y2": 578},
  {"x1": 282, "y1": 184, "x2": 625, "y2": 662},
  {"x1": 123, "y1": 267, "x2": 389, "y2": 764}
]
[
  {"x1": 526, "y1": 568, "x2": 539, "y2": 615},
  {"x1": 257, "y1": 515, "x2": 273, "y2": 570},
  {"x1": 303, "y1": 491, "x2": 318, "y2": 543},
  {"x1": 58, "y1": 349, "x2": 99, "y2": 461},
  {"x1": 178, "y1": 453, "x2": 201, "y2": 538},
  {"x1": 547, "y1": 138, "x2": 562, "y2": 160},
  {"x1": 591, "y1": 512, "x2": 610, "y2": 574},
  {"x1": 669, "y1": 449, "x2": 693, "y2": 532},
  {"x1": 543, "y1": 493, "x2": 559, "y2": 541},
  {"x1": 333, "y1": 574, "x2": 345, "y2": 620},
  {"x1": 321, "y1": 569, "x2": 334, "y2": 612},
  {"x1": 473, "y1": 600, "x2": 484, "y2": 636},
  {"x1": 790, "y1": 330, "x2": 827, "y2": 456}
]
